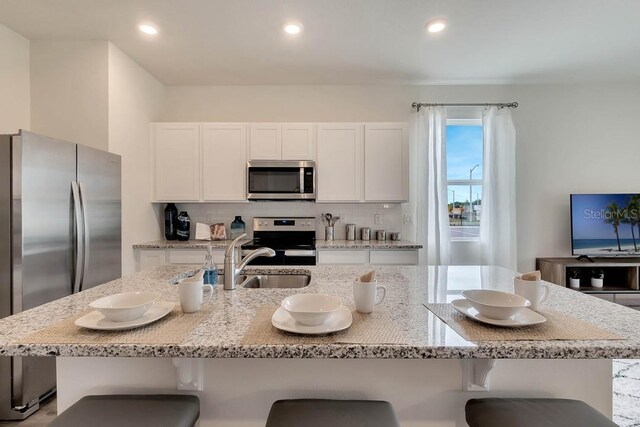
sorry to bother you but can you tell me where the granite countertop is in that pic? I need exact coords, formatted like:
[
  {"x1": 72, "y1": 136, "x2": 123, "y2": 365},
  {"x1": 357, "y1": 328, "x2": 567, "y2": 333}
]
[
  {"x1": 315, "y1": 240, "x2": 422, "y2": 249},
  {"x1": 133, "y1": 239, "x2": 248, "y2": 249},
  {"x1": 133, "y1": 239, "x2": 422, "y2": 250},
  {"x1": 1, "y1": 265, "x2": 640, "y2": 359}
]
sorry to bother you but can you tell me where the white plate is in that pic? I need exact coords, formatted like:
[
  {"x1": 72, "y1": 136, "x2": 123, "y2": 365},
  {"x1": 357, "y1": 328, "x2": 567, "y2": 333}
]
[
  {"x1": 272, "y1": 305, "x2": 353, "y2": 335},
  {"x1": 451, "y1": 299, "x2": 546, "y2": 327},
  {"x1": 75, "y1": 301, "x2": 175, "y2": 331}
]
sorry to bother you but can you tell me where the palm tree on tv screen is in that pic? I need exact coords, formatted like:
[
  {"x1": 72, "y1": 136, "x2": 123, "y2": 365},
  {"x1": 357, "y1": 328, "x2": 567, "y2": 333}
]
[
  {"x1": 623, "y1": 196, "x2": 639, "y2": 252},
  {"x1": 604, "y1": 201, "x2": 623, "y2": 251}
]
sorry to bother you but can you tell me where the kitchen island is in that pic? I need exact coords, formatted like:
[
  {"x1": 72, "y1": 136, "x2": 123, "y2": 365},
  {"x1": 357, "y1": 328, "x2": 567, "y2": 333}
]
[{"x1": 0, "y1": 265, "x2": 637, "y2": 426}]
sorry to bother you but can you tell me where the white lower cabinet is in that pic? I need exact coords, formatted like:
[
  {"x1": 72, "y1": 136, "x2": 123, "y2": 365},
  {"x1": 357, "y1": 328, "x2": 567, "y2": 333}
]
[
  {"x1": 137, "y1": 248, "x2": 418, "y2": 271},
  {"x1": 318, "y1": 250, "x2": 369, "y2": 265},
  {"x1": 136, "y1": 249, "x2": 225, "y2": 272},
  {"x1": 317, "y1": 249, "x2": 418, "y2": 265},
  {"x1": 369, "y1": 250, "x2": 418, "y2": 265},
  {"x1": 137, "y1": 250, "x2": 168, "y2": 272}
]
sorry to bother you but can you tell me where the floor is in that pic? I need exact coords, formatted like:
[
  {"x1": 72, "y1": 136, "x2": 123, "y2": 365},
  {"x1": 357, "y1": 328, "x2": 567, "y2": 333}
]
[
  {"x1": 0, "y1": 363, "x2": 635, "y2": 426},
  {"x1": 0, "y1": 397, "x2": 56, "y2": 427}
]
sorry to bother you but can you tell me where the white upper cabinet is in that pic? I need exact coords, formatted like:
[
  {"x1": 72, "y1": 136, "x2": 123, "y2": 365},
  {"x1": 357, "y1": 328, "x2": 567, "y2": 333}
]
[
  {"x1": 316, "y1": 123, "x2": 363, "y2": 202},
  {"x1": 152, "y1": 123, "x2": 201, "y2": 201},
  {"x1": 248, "y1": 123, "x2": 315, "y2": 160},
  {"x1": 151, "y1": 121, "x2": 408, "y2": 203},
  {"x1": 249, "y1": 123, "x2": 282, "y2": 160},
  {"x1": 202, "y1": 123, "x2": 248, "y2": 201},
  {"x1": 282, "y1": 123, "x2": 315, "y2": 160},
  {"x1": 364, "y1": 123, "x2": 409, "y2": 202}
]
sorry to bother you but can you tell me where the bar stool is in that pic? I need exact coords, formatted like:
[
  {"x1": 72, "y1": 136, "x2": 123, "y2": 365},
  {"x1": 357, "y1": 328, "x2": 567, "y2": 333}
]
[
  {"x1": 48, "y1": 394, "x2": 200, "y2": 427},
  {"x1": 465, "y1": 398, "x2": 619, "y2": 427},
  {"x1": 265, "y1": 399, "x2": 400, "y2": 427}
]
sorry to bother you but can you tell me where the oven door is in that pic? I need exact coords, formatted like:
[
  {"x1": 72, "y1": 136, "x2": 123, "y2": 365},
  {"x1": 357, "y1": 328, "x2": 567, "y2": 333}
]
[
  {"x1": 241, "y1": 249, "x2": 316, "y2": 266},
  {"x1": 283, "y1": 250, "x2": 317, "y2": 266},
  {"x1": 247, "y1": 161, "x2": 315, "y2": 200}
]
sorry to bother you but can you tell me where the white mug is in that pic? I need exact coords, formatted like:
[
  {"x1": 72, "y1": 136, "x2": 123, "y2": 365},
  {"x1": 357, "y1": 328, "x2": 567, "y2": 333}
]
[
  {"x1": 353, "y1": 280, "x2": 386, "y2": 313},
  {"x1": 178, "y1": 277, "x2": 213, "y2": 313},
  {"x1": 514, "y1": 278, "x2": 549, "y2": 311}
]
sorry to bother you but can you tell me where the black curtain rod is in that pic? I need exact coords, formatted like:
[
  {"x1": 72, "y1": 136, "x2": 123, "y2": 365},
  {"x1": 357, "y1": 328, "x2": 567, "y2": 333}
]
[{"x1": 411, "y1": 102, "x2": 518, "y2": 112}]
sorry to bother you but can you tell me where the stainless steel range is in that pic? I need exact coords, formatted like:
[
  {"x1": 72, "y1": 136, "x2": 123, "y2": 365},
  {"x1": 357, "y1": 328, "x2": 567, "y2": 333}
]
[{"x1": 241, "y1": 217, "x2": 316, "y2": 265}]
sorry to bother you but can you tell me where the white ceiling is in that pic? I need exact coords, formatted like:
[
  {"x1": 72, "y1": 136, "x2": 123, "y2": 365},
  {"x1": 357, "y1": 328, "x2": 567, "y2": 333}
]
[{"x1": 1, "y1": 0, "x2": 640, "y2": 85}]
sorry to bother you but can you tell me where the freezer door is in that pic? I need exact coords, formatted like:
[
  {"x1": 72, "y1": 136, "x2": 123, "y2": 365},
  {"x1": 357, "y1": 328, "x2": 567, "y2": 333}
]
[
  {"x1": 6, "y1": 131, "x2": 76, "y2": 415},
  {"x1": 77, "y1": 145, "x2": 121, "y2": 290}
]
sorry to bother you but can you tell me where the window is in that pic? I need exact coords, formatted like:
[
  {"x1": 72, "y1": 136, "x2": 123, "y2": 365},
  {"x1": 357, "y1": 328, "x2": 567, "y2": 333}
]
[{"x1": 446, "y1": 118, "x2": 483, "y2": 240}]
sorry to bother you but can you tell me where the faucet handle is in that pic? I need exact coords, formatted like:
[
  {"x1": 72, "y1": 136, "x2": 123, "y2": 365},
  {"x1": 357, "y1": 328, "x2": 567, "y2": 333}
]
[{"x1": 225, "y1": 233, "x2": 247, "y2": 257}]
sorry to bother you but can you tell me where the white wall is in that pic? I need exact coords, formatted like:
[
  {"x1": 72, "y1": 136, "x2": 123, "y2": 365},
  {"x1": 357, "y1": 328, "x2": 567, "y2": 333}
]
[
  {"x1": 30, "y1": 41, "x2": 109, "y2": 150},
  {"x1": 0, "y1": 23, "x2": 30, "y2": 133},
  {"x1": 158, "y1": 83, "x2": 640, "y2": 271},
  {"x1": 176, "y1": 202, "x2": 403, "y2": 241},
  {"x1": 108, "y1": 44, "x2": 165, "y2": 275}
]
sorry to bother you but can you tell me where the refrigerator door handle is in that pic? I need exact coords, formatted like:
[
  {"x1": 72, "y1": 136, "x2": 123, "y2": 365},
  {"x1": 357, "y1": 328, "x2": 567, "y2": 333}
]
[
  {"x1": 71, "y1": 181, "x2": 84, "y2": 294},
  {"x1": 78, "y1": 181, "x2": 90, "y2": 292}
]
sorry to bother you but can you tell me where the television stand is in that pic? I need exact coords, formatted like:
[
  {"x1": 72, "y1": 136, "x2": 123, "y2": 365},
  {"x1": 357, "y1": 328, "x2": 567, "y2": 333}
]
[{"x1": 537, "y1": 257, "x2": 640, "y2": 307}]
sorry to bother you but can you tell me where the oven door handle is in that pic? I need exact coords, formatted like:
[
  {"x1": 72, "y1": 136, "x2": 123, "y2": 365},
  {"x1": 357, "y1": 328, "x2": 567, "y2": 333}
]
[{"x1": 284, "y1": 250, "x2": 316, "y2": 257}]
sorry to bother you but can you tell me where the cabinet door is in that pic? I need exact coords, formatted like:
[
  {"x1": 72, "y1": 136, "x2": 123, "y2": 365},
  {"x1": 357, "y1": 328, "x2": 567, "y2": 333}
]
[
  {"x1": 152, "y1": 123, "x2": 201, "y2": 201},
  {"x1": 137, "y1": 250, "x2": 167, "y2": 272},
  {"x1": 316, "y1": 123, "x2": 363, "y2": 202},
  {"x1": 202, "y1": 123, "x2": 248, "y2": 201},
  {"x1": 317, "y1": 250, "x2": 369, "y2": 265},
  {"x1": 370, "y1": 250, "x2": 418, "y2": 265},
  {"x1": 364, "y1": 123, "x2": 409, "y2": 202},
  {"x1": 282, "y1": 123, "x2": 315, "y2": 160},
  {"x1": 249, "y1": 123, "x2": 282, "y2": 160}
]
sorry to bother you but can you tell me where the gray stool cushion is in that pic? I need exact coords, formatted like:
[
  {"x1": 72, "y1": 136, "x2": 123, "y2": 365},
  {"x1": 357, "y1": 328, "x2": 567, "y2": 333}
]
[
  {"x1": 48, "y1": 394, "x2": 200, "y2": 427},
  {"x1": 465, "y1": 398, "x2": 618, "y2": 427},
  {"x1": 266, "y1": 399, "x2": 400, "y2": 427}
]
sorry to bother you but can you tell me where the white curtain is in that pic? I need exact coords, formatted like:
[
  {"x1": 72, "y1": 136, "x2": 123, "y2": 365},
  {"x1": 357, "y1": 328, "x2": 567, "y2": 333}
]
[
  {"x1": 480, "y1": 107, "x2": 517, "y2": 271},
  {"x1": 416, "y1": 107, "x2": 451, "y2": 265}
]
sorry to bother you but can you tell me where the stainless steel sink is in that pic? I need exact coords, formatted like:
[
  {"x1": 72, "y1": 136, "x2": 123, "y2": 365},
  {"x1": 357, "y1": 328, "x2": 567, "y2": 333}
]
[{"x1": 241, "y1": 274, "x2": 311, "y2": 289}]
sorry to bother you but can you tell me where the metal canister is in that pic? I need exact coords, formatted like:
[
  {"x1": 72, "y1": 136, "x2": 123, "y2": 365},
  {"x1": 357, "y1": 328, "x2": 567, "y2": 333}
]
[
  {"x1": 390, "y1": 232, "x2": 401, "y2": 241},
  {"x1": 346, "y1": 224, "x2": 356, "y2": 241},
  {"x1": 325, "y1": 226, "x2": 335, "y2": 241},
  {"x1": 376, "y1": 230, "x2": 387, "y2": 241},
  {"x1": 361, "y1": 227, "x2": 371, "y2": 241}
]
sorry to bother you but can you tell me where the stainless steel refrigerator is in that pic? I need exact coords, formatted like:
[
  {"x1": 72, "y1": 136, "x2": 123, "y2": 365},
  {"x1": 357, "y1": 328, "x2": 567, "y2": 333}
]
[{"x1": 0, "y1": 131, "x2": 121, "y2": 419}]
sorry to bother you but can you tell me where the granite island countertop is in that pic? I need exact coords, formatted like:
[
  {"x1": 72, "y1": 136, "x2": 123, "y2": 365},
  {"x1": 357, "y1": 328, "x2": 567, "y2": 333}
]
[
  {"x1": 133, "y1": 239, "x2": 422, "y2": 250},
  {"x1": 1, "y1": 265, "x2": 639, "y2": 359}
]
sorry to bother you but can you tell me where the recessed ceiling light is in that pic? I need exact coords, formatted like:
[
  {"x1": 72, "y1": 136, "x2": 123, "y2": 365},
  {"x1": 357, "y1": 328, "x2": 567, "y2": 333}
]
[
  {"x1": 139, "y1": 24, "x2": 158, "y2": 35},
  {"x1": 283, "y1": 22, "x2": 303, "y2": 35},
  {"x1": 426, "y1": 19, "x2": 447, "y2": 33}
]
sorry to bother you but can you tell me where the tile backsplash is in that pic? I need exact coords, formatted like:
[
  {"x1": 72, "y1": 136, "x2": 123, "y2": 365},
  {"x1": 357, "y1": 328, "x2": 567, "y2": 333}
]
[{"x1": 173, "y1": 202, "x2": 404, "y2": 240}]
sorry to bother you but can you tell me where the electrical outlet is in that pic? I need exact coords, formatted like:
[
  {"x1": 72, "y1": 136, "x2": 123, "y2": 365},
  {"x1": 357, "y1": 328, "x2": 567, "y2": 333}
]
[
  {"x1": 374, "y1": 214, "x2": 383, "y2": 225},
  {"x1": 403, "y1": 214, "x2": 414, "y2": 225}
]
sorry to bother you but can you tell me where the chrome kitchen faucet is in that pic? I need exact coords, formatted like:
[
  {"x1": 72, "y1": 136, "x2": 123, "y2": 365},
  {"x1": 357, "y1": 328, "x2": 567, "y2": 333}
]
[{"x1": 223, "y1": 234, "x2": 275, "y2": 290}]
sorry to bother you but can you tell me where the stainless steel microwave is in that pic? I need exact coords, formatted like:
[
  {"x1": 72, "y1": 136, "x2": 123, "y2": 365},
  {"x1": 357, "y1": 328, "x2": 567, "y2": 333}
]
[{"x1": 247, "y1": 160, "x2": 316, "y2": 201}]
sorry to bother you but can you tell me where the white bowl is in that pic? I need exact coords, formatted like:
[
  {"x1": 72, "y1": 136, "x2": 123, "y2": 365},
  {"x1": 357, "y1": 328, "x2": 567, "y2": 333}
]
[
  {"x1": 281, "y1": 294, "x2": 342, "y2": 326},
  {"x1": 462, "y1": 289, "x2": 531, "y2": 320},
  {"x1": 89, "y1": 291, "x2": 160, "y2": 322}
]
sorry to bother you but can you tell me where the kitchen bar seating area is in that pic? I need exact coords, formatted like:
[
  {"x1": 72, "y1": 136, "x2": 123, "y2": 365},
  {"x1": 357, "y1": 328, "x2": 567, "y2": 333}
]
[{"x1": 2, "y1": 1, "x2": 640, "y2": 426}]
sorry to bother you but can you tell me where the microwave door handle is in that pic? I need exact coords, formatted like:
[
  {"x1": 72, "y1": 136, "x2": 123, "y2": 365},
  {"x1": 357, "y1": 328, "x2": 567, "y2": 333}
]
[{"x1": 299, "y1": 168, "x2": 304, "y2": 193}]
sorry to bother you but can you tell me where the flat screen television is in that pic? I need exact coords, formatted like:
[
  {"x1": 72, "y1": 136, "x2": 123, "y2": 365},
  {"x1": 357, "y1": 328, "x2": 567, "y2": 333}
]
[{"x1": 571, "y1": 194, "x2": 640, "y2": 256}]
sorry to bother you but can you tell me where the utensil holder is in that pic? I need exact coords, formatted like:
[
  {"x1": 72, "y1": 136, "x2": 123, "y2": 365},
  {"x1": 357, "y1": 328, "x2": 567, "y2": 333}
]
[{"x1": 325, "y1": 226, "x2": 335, "y2": 241}]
